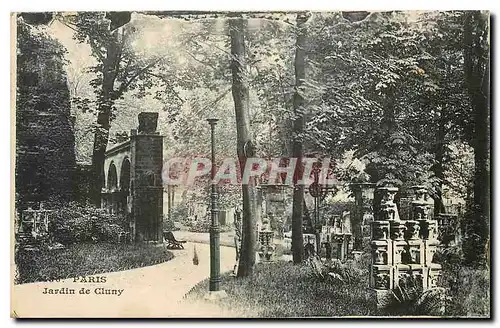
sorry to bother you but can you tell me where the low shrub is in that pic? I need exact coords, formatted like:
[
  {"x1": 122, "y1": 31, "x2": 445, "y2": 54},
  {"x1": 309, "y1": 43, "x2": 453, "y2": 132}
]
[
  {"x1": 170, "y1": 202, "x2": 192, "y2": 225},
  {"x1": 48, "y1": 202, "x2": 128, "y2": 245},
  {"x1": 188, "y1": 219, "x2": 211, "y2": 233},
  {"x1": 188, "y1": 219, "x2": 232, "y2": 233},
  {"x1": 163, "y1": 218, "x2": 180, "y2": 231},
  {"x1": 14, "y1": 243, "x2": 174, "y2": 284}
]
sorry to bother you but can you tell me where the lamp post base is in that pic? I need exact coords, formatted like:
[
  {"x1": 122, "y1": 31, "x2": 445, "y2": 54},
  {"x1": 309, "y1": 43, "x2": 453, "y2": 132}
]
[{"x1": 203, "y1": 290, "x2": 228, "y2": 301}]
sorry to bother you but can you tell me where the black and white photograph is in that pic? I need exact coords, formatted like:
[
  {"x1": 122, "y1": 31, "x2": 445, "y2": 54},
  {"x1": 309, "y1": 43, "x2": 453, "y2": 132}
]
[{"x1": 10, "y1": 10, "x2": 490, "y2": 318}]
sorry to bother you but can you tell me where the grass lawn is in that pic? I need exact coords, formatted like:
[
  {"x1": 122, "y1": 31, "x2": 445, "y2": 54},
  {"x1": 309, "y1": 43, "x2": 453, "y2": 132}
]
[
  {"x1": 15, "y1": 243, "x2": 174, "y2": 284},
  {"x1": 185, "y1": 258, "x2": 490, "y2": 318},
  {"x1": 185, "y1": 261, "x2": 376, "y2": 317}
]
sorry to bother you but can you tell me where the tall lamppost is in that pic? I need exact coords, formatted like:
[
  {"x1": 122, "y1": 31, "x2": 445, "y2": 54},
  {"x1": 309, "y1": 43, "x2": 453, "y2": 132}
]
[{"x1": 206, "y1": 118, "x2": 225, "y2": 298}]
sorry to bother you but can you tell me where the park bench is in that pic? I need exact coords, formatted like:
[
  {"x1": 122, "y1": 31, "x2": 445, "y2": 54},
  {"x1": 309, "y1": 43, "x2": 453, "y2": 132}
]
[{"x1": 163, "y1": 231, "x2": 186, "y2": 249}]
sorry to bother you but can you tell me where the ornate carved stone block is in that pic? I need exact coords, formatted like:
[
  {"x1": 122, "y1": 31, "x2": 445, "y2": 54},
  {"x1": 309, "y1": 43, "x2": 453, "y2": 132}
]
[
  {"x1": 371, "y1": 265, "x2": 392, "y2": 290},
  {"x1": 411, "y1": 200, "x2": 430, "y2": 221},
  {"x1": 390, "y1": 221, "x2": 406, "y2": 240},
  {"x1": 405, "y1": 220, "x2": 420, "y2": 240},
  {"x1": 393, "y1": 240, "x2": 407, "y2": 265},
  {"x1": 427, "y1": 220, "x2": 439, "y2": 241},
  {"x1": 379, "y1": 203, "x2": 399, "y2": 221},
  {"x1": 424, "y1": 239, "x2": 439, "y2": 265},
  {"x1": 372, "y1": 221, "x2": 390, "y2": 240},
  {"x1": 428, "y1": 263, "x2": 442, "y2": 288},
  {"x1": 411, "y1": 185, "x2": 429, "y2": 202},
  {"x1": 379, "y1": 186, "x2": 398, "y2": 203},
  {"x1": 394, "y1": 264, "x2": 411, "y2": 287},
  {"x1": 371, "y1": 240, "x2": 390, "y2": 265},
  {"x1": 406, "y1": 240, "x2": 424, "y2": 265},
  {"x1": 377, "y1": 186, "x2": 400, "y2": 221}
]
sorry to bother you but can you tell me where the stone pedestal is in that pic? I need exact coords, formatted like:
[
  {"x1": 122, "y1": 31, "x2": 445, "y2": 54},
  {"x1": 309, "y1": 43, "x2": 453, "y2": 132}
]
[{"x1": 257, "y1": 230, "x2": 275, "y2": 262}]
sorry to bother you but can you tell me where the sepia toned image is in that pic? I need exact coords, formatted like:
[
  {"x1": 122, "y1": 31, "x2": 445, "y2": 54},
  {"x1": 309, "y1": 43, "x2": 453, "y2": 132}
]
[{"x1": 11, "y1": 10, "x2": 490, "y2": 318}]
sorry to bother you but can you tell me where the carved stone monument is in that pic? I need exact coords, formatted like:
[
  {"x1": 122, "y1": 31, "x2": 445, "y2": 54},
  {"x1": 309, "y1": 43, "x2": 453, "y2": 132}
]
[{"x1": 370, "y1": 185, "x2": 443, "y2": 309}]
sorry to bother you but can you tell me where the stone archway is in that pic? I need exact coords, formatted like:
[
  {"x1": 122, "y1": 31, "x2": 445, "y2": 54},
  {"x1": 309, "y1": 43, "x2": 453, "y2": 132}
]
[
  {"x1": 107, "y1": 162, "x2": 118, "y2": 190},
  {"x1": 120, "y1": 158, "x2": 131, "y2": 192},
  {"x1": 120, "y1": 158, "x2": 131, "y2": 215},
  {"x1": 106, "y1": 162, "x2": 118, "y2": 213}
]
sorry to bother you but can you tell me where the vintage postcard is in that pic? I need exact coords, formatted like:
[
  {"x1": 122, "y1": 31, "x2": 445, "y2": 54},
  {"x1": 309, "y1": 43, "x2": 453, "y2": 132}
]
[{"x1": 11, "y1": 10, "x2": 490, "y2": 318}]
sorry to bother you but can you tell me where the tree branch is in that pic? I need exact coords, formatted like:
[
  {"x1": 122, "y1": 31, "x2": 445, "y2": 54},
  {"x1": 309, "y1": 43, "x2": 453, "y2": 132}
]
[
  {"x1": 184, "y1": 50, "x2": 220, "y2": 72},
  {"x1": 115, "y1": 58, "x2": 163, "y2": 98},
  {"x1": 144, "y1": 72, "x2": 185, "y2": 104},
  {"x1": 56, "y1": 17, "x2": 106, "y2": 63},
  {"x1": 200, "y1": 87, "x2": 232, "y2": 113}
]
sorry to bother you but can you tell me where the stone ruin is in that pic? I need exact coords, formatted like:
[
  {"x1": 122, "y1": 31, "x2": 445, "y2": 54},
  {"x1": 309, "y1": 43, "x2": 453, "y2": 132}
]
[
  {"x1": 102, "y1": 112, "x2": 164, "y2": 242},
  {"x1": 370, "y1": 185, "x2": 442, "y2": 308}
]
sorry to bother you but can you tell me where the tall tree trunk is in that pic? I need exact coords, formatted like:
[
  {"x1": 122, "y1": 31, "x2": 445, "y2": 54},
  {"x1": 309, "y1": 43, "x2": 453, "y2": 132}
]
[
  {"x1": 464, "y1": 11, "x2": 490, "y2": 264},
  {"x1": 90, "y1": 86, "x2": 112, "y2": 206},
  {"x1": 471, "y1": 59, "x2": 490, "y2": 262},
  {"x1": 433, "y1": 112, "x2": 446, "y2": 215},
  {"x1": 230, "y1": 18, "x2": 256, "y2": 277},
  {"x1": 291, "y1": 13, "x2": 309, "y2": 264},
  {"x1": 90, "y1": 31, "x2": 121, "y2": 206}
]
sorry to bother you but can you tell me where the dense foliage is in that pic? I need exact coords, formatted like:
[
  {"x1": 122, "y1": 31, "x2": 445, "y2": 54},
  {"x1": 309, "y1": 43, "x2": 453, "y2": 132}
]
[{"x1": 48, "y1": 202, "x2": 128, "y2": 245}]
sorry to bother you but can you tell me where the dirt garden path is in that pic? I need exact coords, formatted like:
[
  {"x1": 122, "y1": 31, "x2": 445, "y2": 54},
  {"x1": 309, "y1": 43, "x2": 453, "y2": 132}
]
[{"x1": 12, "y1": 241, "x2": 240, "y2": 318}]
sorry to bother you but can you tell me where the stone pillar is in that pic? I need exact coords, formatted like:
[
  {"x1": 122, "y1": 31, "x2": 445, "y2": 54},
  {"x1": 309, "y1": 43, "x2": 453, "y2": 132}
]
[
  {"x1": 370, "y1": 186, "x2": 399, "y2": 309},
  {"x1": 411, "y1": 186, "x2": 442, "y2": 291},
  {"x1": 130, "y1": 112, "x2": 164, "y2": 242},
  {"x1": 350, "y1": 183, "x2": 375, "y2": 251}
]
